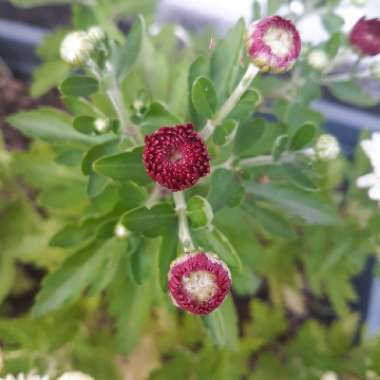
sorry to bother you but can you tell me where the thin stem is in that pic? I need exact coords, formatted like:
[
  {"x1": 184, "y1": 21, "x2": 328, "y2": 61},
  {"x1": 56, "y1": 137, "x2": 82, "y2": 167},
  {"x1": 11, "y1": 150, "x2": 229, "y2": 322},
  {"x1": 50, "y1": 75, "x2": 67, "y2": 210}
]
[
  {"x1": 173, "y1": 191, "x2": 195, "y2": 251},
  {"x1": 146, "y1": 184, "x2": 163, "y2": 208},
  {"x1": 201, "y1": 63, "x2": 259, "y2": 140},
  {"x1": 321, "y1": 69, "x2": 371, "y2": 84}
]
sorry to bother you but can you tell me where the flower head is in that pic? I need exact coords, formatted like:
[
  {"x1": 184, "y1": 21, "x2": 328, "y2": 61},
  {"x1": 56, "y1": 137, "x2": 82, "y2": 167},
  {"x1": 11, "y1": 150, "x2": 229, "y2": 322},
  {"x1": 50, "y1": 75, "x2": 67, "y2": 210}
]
[
  {"x1": 60, "y1": 31, "x2": 94, "y2": 65},
  {"x1": 350, "y1": 17, "x2": 380, "y2": 56},
  {"x1": 57, "y1": 372, "x2": 94, "y2": 380},
  {"x1": 87, "y1": 26, "x2": 105, "y2": 45},
  {"x1": 308, "y1": 49, "x2": 329, "y2": 70},
  {"x1": 168, "y1": 252, "x2": 231, "y2": 315},
  {"x1": 357, "y1": 133, "x2": 380, "y2": 205},
  {"x1": 315, "y1": 134, "x2": 340, "y2": 161},
  {"x1": 143, "y1": 124, "x2": 211, "y2": 192},
  {"x1": 246, "y1": 16, "x2": 301, "y2": 74}
]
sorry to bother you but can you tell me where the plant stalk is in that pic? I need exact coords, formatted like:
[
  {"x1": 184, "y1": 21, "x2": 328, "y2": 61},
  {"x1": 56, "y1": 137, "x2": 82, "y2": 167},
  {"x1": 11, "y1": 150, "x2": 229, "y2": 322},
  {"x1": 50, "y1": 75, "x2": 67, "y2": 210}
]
[{"x1": 173, "y1": 191, "x2": 195, "y2": 251}]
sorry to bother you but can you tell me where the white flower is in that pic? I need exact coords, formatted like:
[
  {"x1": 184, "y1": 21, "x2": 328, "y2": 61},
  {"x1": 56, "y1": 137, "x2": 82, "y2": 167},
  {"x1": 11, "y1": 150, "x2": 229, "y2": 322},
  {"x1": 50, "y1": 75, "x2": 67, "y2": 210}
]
[
  {"x1": 320, "y1": 371, "x2": 338, "y2": 380},
  {"x1": 0, "y1": 373, "x2": 49, "y2": 380},
  {"x1": 114, "y1": 224, "x2": 128, "y2": 239},
  {"x1": 94, "y1": 118, "x2": 110, "y2": 133},
  {"x1": 315, "y1": 134, "x2": 340, "y2": 161},
  {"x1": 308, "y1": 49, "x2": 329, "y2": 70},
  {"x1": 357, "y1": 133, "x2": 380, "y2": 205},
  {"x1": 371, "y1": 62, "x2": 380, "y2": 81},
  {"x1": 56, "y1": 372, "x2": 94, "y2": 380},
  {"x1": 87, "y1": 26, "x2": 105, "y2": 45},
  {"x1": 60, "y1": 31, "x2": 93, "y2": 65}
]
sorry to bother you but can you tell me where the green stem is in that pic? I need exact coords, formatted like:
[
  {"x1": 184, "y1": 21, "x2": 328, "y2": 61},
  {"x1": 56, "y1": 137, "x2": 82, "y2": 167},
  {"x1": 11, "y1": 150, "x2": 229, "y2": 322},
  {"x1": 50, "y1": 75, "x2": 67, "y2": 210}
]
[
  {"x1": 201, "y1": 63, "x2": 259, "y2": 140},
  {"x1": 173, "y1": 191, "x2": 195, "y2": 251}
]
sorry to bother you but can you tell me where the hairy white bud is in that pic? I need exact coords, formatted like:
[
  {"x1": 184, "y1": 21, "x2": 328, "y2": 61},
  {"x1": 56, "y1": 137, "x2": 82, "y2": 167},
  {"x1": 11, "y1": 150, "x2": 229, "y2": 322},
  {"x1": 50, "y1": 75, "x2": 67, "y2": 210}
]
[
  {"x1": 60, "y1": 31, "x2": 93, "y2": 65},
  {"x1": 370, "y1": 62, "x2": 380, "y2": 80},
  {"x1": 56, "y1": 372, "x2": 94, "y2": 380},
  {"x1": 308, "y1": 49, "x2": 329, "y2": 70},
  {"x1": 320, "y1": 372, "x2": 338, "y2": 380},
  {"x1": 315, "y1": 134, "x2": 340, "y2": 161},
  {"x1": 87, "y1": 26, "x2": 105, "y2": 45},
  {"x1": 94, "y1": 118, "x2": 110, "y2": 133},
  {"x1": 114, "y1": 224, "x2": 128, "y2": 239}
]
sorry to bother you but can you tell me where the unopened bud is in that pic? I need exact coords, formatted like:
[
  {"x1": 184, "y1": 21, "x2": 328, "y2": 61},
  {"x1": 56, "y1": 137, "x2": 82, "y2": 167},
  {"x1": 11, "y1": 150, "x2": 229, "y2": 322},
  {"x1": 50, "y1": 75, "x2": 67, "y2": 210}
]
[
  {"x1": 114, "y1": 224, "x2": 128, "y2": 239},
  {"x1": 315, "y1": 134, "x2": 340, "y2": 161},
  {"x1": 60, "y1": 31, "x2": 93, "y2": 65},
  {"x1": 57, "y1": 372, "x2": 94, "y2": 380},
  {"x1": 320, "y1": 372, "x2": 338, "y2": 380},
  {"x1": 94, "y1": 118, "x2": 110, "y2": 134},
  {"x1": 308, "y1": 49, "x2": 329, "y2": 70},
  {"x1": 87, "y1": 26, "x2": 105, "y2": 45}
]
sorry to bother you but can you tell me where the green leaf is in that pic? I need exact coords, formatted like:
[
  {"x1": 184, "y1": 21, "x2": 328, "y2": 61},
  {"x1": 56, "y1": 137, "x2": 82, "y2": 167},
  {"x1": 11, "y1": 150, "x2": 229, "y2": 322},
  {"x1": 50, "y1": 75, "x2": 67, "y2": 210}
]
[
  {"x1": 242, "y1": 200, "x2": 296, "y2": 239},
  {"x1": 118, "y1": 181, "x2": 148, "y2": 210},
  {"x1": 229, "y1": 89, "x2": 261, "y2": 122},
  {"x1": 272, "y1": 134, "x2": 289, "y2": 162},
  {"x1": 213, "y1": 119, "x2": 238, "y2": 146},
  {"x1": 191, "y1": 76, "x2": 217, "y2": 119},
  {"x1": 113, "y1": 16, "x2": 145, "y2": 81},
  {"x1": 130, "y1": 237, "x2": 158, "y2": 284},
  {"x1": 121, "y1": 203, "x2": 177, "y2": 238},
  {"x1": 201, "y1": 309, "x2": 226, "y2": 347},
  {"x1": 158, "y1": 228, "x2": 178, "y2": 291},
  {"x1": 210, "y1": 18, "x2": 245, "y2": 102},
  {"x1": 32, "y1": 241, "x2": 114, "y2": 317},
  {"x1": 50, "y1": 222, "x2": 94, "y2": 248},
  {"x1": 187, "y1": 195, "x2": 213, "y2": 229},
  {"x1": 73, "y1": 115, "x2": 96, "y2": 135},
  {"x1": 322, "y1": 13, "x2": 344, "y2": 33},
  {"x1": 7, "y1": 107, "x2": 107, "y2": 148},
  {"x1": 290, "y1": 123, "x2": 317, "y2": 151},
  {"x1": 192, "y1": 227, "x2": 242, "y2": 271},
  {"x1": 329, "y1": 81, "x2": 377, "y2": 107},
  {"x1": 94, "y1": 146, "x2": 150, "y2": 185},
  {"x1": 246, "y1": 183, "x2": 339, "y2": 225},
  {"x1": 108, "y1": 254, "x2": 153, "y2": 355},
  {"x1": 60, "y1": 76, "x2": 99, "y2": 97},
  {"x1": 325, "y1": 32, "x2": 341, "y2": 58},
  {"x1": 82, "y1": 139, "x2": 120, "y2": 175},
  {"x1": 141, "y1": 102, "x2": 180, "y2": 134},
  {"x1": 234, "y1": 118, "x2": 266, "y2": 156},
  {"x1": 208, "y1": 169, "x2": 244, "y2": 212}
]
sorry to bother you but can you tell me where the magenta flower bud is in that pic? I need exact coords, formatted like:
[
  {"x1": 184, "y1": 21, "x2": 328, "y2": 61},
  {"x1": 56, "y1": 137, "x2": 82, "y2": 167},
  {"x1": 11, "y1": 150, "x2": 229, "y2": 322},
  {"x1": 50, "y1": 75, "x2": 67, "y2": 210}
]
[
  {"x1": 350, "y1": 17, "x2": 380, "y2": 56},
  {"x1": 246, "y1": 16, "x2": 301, "y2": 74},
  {"x1": 168, "y1": 252, "x2": 231, "y2": 315},
  {"x1": 143, "y1": 124, "x2": 211, "y2": 192}
]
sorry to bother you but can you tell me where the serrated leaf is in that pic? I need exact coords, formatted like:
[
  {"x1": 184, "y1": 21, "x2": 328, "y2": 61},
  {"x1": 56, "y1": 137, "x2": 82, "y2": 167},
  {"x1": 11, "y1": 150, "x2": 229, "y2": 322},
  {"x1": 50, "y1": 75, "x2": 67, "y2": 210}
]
[
  {"x1": 94, "y1": 146, "x2": 150, "y2": 185},
  {"x1": 60, "y1": 76, "x2": 99, "y2": 97},
  {"x1": 191, "y1": 76, "x2": 217, "y2": 119},
  {"x1": 207, "y1": 169, "x2": 244, "y2": 212}
]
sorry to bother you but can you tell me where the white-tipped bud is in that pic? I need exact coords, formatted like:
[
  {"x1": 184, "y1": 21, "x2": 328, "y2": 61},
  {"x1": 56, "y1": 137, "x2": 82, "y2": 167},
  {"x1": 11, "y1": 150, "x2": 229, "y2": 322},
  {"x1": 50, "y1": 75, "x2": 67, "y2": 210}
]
[
  {"x1": 60, "y1": 31, "x2": 93, "y2": 65},
  {"x1": 114, "y1": 224, "x2": 128, "y2": 239},
  {"x1": 57, "y1": 372, "x2": 94, "y2": 380},
  {"x1": 351, "y1": 0, "x2": 367, "y2": 6},
  {"x1": 370, "y1": 62, "x2": 380, "y2": 80},
  {"x1": 315, "y1": 134, "x2": 340, "y2": 161},
  {"x1": 87, "y1": 26, "x2": 106, "y2": 45},
  {"x1": 94, "y1": 118, "x2": 110, "y2": 134},
  {"x1": 320, "y1": 372, "x2": 338, "y2": 380},
  {"x1": 308, "y1": 49, "x2": 329, "y2": 70}
]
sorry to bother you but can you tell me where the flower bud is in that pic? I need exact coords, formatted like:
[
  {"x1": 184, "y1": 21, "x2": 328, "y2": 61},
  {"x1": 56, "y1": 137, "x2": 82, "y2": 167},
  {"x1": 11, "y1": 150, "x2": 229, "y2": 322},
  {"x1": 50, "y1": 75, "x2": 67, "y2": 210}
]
[
  {"x1": 350, "y1": 17, "x2": 380, "y2": 57},
  {"x1": 315, "y1": 134, "x2": 340, "y2": 161},
  {"x1": 57, "y1": 372, "x2": 94, "y2": 380},
  {"x1": 94, "y1": 118, "x2": 110, "y2": 134},
  {"x1": 168, "y1": 252, "x2": 231, "y2": 315},
  {"x1": 114, "y1": 224, "x2": 128, "y2": 239},
  {"x1": 60, "y1": 31, "x2": 93, "y2": 65},
  {"x1": 320, "y1": 371, "x2": 338, "y2": 380},
  {"x1": 246, "y1": 16, "x2": 301, "y2": 74},
  {"x1": 371, "y1": 62, "x2": 380, "y2": 80},
  {"x1": 143, "y1": 124, "x2": 211, "y2": 192},
  {"x1": 308, "y1": 49, "x2": 329, "y2": 70},
  {"x1": 87, "y1": 26, "x2": 106, "y2": 45}
]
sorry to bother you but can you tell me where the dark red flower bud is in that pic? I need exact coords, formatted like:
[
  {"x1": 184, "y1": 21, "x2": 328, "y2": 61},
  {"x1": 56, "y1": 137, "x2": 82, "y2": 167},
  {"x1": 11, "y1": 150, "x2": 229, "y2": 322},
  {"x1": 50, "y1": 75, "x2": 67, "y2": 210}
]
[
  {"x1": 246, "y1": 16, "x2": 301, "y2": 74},
  {"x1": 143, "y1": 124, "x2": 211, "y2": 192},
  {"x1": 350, "y1": 17, "x2": 380, "y2": 56},
  {"x1": 168, "y1": 252, "x2": 231, "y2": 315}
]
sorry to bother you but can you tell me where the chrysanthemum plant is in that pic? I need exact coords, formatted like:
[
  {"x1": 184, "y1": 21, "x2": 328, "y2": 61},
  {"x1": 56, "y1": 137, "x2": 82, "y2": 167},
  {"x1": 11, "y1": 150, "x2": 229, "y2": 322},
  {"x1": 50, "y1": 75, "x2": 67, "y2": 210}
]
[{"x1": 2, "y1": 0, "x2": 380, "y2": 378}]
